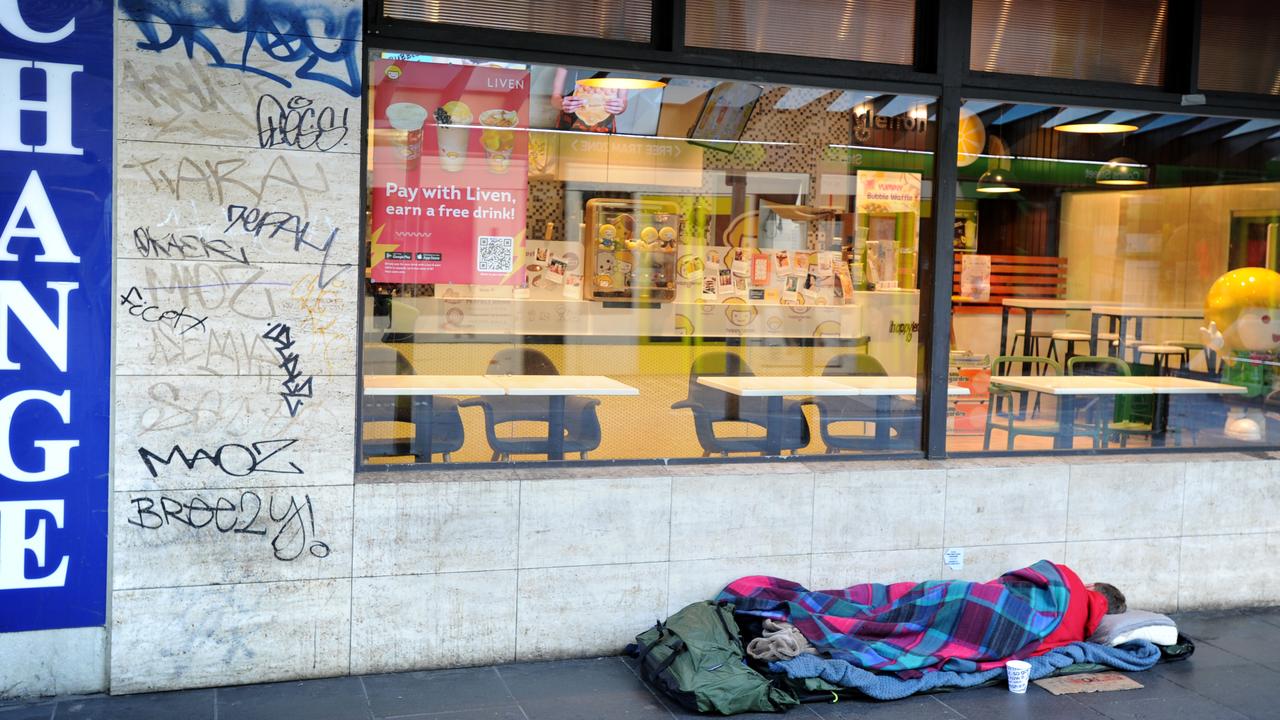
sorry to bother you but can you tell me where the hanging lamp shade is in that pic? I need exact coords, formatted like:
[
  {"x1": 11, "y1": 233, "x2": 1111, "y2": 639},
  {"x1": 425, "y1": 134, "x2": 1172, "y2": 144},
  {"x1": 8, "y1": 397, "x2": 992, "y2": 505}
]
[
  {"x1": 1096, "y1": 157, "x2": 1149, "y2": 186},
  {"x1": 575, "y1": 74, "x2": 667, "y2": 90},
  {"x1": 977, "y1": 168, "x2": 1020, "y2": 193}
]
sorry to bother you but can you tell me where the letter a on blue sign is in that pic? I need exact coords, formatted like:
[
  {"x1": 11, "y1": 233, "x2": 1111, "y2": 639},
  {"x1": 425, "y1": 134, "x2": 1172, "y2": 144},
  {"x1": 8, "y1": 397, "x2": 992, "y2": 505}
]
[{"x1": 0, "y1": 0, "x2": 111, "y2": 632}]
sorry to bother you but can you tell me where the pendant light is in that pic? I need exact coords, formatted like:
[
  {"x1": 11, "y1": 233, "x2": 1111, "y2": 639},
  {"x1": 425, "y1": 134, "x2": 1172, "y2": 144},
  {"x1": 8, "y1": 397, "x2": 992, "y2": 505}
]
[
  {"x1": 1054, "y1": 122, "x2": 1138, "y2": 134},
  {"x1": 575, "y1": 72, "x2": 667, "y2": 90},
  {"x1": 976, "y1": 135, "x2": 1021, "y2": 193},
  {"x1": 1096, "y1": 156, "x2": 1149, "y2": 186},
  {"x1": 977, "y1": 168, "x2": 1021, "y2": 193}
]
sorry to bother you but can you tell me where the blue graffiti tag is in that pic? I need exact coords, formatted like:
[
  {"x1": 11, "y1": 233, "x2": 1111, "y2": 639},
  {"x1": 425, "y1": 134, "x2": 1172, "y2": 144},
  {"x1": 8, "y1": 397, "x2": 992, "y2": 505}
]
[{"x1": 119, "y1": 0, "x2": 362, "y2": 97}]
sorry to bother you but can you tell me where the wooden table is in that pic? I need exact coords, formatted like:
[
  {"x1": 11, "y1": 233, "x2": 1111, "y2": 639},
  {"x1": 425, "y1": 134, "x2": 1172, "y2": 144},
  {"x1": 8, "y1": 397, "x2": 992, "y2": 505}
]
[
  {"x1": 363, "y1": 375, "x2": 638, "y2": 462},
  {"x1": 990, "y1": 375, "x2": 1245, "y2": 449},
  {"x1": 1000, "y1": 298, "x2": 1100, "y2": 358},
  {"x1": 696, "y1": 376, "x2": 969, "y2": 453},
  {"x1": 363, "y1": 375, "x2": 502, "y2": 463},
  {"x1": 1088, "y1": 306, "x2": 1204, "y2": 358}
]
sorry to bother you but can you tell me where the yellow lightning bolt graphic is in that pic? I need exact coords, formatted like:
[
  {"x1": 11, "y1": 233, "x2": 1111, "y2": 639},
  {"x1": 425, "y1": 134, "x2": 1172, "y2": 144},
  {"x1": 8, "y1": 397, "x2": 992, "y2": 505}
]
[{"x1": 367, "y1": 224, "x2": 399, "y2": 273}]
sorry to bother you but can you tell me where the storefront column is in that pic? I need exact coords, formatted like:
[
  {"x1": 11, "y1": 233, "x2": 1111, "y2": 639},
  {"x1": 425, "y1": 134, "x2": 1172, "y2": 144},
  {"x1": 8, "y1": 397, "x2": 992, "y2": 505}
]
[{"x1": 919, "y1": 0, "x2": 970, "y2": 457}]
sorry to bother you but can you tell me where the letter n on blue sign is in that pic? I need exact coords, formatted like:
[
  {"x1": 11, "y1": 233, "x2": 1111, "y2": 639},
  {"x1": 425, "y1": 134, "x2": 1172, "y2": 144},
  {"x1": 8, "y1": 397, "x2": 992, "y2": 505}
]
[{"x1": 0, "y1": 0, "x2": 112, "y2": 632}]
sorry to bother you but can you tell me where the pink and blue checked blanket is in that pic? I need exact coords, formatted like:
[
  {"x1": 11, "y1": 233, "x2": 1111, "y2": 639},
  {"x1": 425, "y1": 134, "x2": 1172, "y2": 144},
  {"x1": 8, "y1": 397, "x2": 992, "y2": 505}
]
[{"x1": 716, "y1": 560, "x2": 1073, "y2": 675}]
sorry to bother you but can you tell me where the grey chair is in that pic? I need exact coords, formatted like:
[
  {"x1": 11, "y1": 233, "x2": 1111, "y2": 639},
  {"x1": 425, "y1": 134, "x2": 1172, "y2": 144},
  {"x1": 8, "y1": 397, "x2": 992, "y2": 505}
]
[
  {"x1": 811, "y1": 353, "x2": 919, "y2": 452},
  {"x1": 459, "y1": 349, "x2": 602, "y2": 461},
  {"x1": 670, "y1": 352, "x2": 810, "y2": 456},
  {"x1": 362, "y1": 345, "x2": 465, "y2": 462}
]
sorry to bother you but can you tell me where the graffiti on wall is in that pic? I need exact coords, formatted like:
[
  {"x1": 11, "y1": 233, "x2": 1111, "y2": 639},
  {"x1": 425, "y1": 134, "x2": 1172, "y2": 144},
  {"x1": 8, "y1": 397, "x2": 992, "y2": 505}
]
[
  {"x1": 119, "y1": 0, "x2": 362, "y2": 97},
  {"x1": 116, "y1": 0, "x2": 363, "y2": 569}
]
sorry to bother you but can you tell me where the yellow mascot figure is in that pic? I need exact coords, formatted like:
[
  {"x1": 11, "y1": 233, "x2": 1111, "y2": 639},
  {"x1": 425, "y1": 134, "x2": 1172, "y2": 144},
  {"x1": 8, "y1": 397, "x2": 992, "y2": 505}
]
[{"x1": 1201, "y1": 267, "x2": 1280, "y2": 441}]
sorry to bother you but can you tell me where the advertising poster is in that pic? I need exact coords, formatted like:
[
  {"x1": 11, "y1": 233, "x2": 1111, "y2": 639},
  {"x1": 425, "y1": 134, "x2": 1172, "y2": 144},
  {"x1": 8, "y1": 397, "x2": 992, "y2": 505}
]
[
  {"x1": 855, "y1": 170, "x2": 922, "y2": 215},
  {"x1": 960, "y1": 254, "x2": 992, "y2": 302},
  {"x1": 0, "y1": 0, "x2": 112, "y2": 631},
  {"x1": 370, "y1": 59, "x2": 530, "y2": 285}
]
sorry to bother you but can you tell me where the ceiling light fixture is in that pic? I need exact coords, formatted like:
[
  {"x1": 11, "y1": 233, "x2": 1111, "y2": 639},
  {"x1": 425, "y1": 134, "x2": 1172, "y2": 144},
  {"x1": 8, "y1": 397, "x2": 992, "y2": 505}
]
[
  {"x1": 1095, "y1": 157, "x2": 1149, "y2": 186},
  {"x1": 977, "y1": 135, "x2": 1021, "y2": 193},
  {"x1": 977, "y1": 168, "x2": 1021, "y2": 193},
  {"x1": 1053, "y1": 122, "x2": 1138, "y2": 134},
  {"x1": 575, "y1": 75, "x2": 667, "y2": 90}
]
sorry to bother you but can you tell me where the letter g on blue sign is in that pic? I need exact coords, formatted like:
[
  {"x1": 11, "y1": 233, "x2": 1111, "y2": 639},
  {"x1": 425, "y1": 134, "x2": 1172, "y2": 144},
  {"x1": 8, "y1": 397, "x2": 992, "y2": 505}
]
[{"x1": 0, "y1": 0, "x2": 112, "y2": 632}]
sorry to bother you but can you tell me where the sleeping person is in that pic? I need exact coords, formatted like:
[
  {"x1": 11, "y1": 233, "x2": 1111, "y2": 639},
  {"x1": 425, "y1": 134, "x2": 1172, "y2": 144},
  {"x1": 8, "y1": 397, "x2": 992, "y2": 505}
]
[{"x1": 717, "y1": 560, "x2": 1125, "y2": 675}]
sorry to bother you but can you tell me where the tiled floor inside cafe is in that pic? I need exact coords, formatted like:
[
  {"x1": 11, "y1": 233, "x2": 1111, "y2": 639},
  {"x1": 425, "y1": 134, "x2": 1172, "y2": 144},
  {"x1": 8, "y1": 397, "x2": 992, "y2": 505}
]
[{"x1": 4, "y1": 608, "x2": 1279, "y2": 719}]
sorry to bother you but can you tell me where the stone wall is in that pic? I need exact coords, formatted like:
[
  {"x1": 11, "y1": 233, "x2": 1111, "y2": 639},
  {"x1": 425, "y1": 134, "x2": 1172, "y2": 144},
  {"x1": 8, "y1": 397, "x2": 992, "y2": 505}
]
[
  {"x1": 345, "y1": 453, "x2": 1280, "y2": 674},
  {"x1": 109, "y1": 0, "x2": 362, "y2": 695}
]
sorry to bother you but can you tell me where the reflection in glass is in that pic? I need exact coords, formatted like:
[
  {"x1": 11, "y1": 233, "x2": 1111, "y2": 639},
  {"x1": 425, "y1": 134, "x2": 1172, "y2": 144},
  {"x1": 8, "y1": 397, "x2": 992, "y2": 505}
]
[
  {"x1": 361, "y1": 53, "x2": 934, "y2": 465},
  {"x1": 948, "y1": 101, "x2": 1280, "y2": 453}
]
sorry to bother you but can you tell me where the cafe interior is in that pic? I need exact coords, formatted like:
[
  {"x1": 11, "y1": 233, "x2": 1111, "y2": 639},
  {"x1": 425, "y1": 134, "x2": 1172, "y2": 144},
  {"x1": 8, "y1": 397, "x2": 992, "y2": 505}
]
[{"x1": 361, "y1": 53, "x2": 1280, "y2": 466}]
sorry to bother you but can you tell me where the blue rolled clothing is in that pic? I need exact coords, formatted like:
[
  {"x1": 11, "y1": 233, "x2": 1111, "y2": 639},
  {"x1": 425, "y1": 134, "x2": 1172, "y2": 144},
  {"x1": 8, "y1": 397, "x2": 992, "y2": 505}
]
[{"x1": 769, "y1": 640, "x2": 1162, "y2": 701}]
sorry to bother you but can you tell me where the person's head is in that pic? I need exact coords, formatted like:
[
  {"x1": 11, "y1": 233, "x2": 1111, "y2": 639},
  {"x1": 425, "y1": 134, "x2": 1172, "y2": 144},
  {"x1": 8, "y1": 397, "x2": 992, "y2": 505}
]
[{"x1": 1089, "y1": 582, "x2": 1127, "y2": 615}]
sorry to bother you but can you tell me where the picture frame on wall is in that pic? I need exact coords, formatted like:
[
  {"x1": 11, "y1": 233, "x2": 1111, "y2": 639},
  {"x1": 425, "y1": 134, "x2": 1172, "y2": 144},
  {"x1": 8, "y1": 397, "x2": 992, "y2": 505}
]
[{"x1": 688, "y1": 81, "x2": 764, "y2": 152}]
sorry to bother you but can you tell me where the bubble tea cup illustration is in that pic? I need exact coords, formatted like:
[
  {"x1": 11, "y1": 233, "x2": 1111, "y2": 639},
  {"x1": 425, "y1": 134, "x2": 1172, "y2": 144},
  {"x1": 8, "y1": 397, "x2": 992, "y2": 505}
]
[
  {"x1": 386, "y1": 102, "x2": 428, "y2": 163},
  {"x1": 434, "y1": 100, "x2": 473, "y2": 172},
  {"x1": 479, "y1": 108, "x2": 519, "y2": 174}
]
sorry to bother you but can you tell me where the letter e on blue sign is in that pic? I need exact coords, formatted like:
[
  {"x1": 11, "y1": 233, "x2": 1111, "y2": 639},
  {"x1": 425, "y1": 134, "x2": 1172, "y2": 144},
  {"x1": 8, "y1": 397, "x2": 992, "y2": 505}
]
[{"x1": 0, "y1": 0, "x2": 111, "y2": 632}]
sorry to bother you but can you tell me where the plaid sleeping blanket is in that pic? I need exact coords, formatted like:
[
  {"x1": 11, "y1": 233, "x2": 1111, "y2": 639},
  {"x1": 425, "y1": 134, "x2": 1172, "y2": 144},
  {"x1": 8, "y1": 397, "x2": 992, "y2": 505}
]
[{"x1": 715, "y1": 560, "x2": 1072, "y2": 674}]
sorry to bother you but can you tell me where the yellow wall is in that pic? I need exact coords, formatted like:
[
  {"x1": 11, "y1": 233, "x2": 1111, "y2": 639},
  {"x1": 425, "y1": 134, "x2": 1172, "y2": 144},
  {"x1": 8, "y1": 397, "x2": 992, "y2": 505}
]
[
  {"x1": 1060, "y1": 181, "x2": 1280, "y2": 340},
  {"x1": 365, "y1": 341, "x2": 916, "y2": 463}
]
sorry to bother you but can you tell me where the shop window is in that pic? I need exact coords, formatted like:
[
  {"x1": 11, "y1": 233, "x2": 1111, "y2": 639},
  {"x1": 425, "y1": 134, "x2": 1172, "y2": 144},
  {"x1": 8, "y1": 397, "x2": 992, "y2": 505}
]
[
  {"x1": 381, "y1": 0, "x2": 651, "y2": 43},
  {"x1": 1198, "y1": 0, "x2": 1280, "y2": 96},
  {"x1": 970, "y1": 0, "x2": 1167, "y2": 86},
  {"x1": 947, "y1": 100, "x2": 1280, "y2": 454},
  {"x1": 361, "y1": 52, "x2": 935, "y2": 466},
  {"x1": 684, "y1": 0, "x2": 915, "y2": 65}
]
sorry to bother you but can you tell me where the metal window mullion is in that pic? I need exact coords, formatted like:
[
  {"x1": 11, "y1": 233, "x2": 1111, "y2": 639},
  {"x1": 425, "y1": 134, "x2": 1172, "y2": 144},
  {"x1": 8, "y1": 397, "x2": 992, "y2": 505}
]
[
  {"x1": 1163, "y1": 0, "x2": 1203, "y2": 95},
  {"x1": 919, "y1": 0, "x2": 969, "y2": 459},
  {"x1": 652, "y1": 0, "x2": 685, "y2": 54}
]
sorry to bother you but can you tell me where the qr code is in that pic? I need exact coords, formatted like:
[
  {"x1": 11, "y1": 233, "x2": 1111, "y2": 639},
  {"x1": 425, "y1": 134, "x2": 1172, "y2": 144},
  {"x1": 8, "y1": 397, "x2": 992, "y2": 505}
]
[{"x1": 477, "y1": 235, "x2": 514, "y2": 274}]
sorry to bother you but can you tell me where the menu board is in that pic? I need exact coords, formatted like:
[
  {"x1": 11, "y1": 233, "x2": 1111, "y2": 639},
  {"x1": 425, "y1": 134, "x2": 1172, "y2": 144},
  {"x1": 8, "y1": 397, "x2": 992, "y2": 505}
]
[{"x1": 369, "y1": 59, "x2": 530, "y2": 285}]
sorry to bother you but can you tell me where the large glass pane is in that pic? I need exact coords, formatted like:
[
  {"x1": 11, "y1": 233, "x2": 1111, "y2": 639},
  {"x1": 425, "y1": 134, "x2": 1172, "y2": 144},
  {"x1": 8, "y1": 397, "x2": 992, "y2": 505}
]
[
  {"x1": 361, "y1": 53, "x2": 933, "y2": 465},
  {"x1": 685, "y1": 0, "x2": 916, "y2": 65},
  {"x1": 1198, "y1": 0, "x2": 1280, "y2": 96},
  {"x1": 970, "y1": 0, "x2": 1167, "y2": 86},
  {"x1": 947, "y1": 101, "x2": 1280, "y2": 453},
  {"x1": 383, "y1": 0, "x2": 651, "y2": 43}
]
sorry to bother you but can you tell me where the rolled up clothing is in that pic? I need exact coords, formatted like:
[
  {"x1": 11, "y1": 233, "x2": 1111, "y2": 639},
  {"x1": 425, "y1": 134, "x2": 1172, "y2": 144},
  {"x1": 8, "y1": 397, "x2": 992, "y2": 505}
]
[{"x1": 746, "y1": 619, "x2": 817, "y2": 661}]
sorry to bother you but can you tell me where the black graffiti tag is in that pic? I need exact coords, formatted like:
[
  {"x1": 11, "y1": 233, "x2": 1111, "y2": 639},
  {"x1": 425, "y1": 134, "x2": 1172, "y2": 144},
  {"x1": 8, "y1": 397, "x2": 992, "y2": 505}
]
[
  {"x1": 136, "y1": 439, "x2": 303, "y2": 478},
  {"x1": 256, "y1": 93, "x2": 350, "y2": 152},
  {"x1": 127, "y1": 490, "x2": 331, "y2": 562},
  {"x1": 119, "y1": 286, "x2": 209, "y2": 335},
  {"x1": 262, "y1": 323, "x2": 313, "y2": 417}
]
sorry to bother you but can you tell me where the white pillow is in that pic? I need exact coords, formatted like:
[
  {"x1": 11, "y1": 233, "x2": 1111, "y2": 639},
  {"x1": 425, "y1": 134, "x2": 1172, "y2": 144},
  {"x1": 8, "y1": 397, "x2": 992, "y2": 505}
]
[
  {"x1": 1089, "y1": 609, "x2": 1178, "y2": 646},
  {"x1": 1109, "y1": 624, "x2": 1179, "y2": 647}
]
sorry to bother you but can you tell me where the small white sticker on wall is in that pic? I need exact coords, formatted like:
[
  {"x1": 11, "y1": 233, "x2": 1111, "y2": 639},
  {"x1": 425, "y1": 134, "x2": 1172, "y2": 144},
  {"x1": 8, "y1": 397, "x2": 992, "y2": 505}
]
[{"x1": 944, "y1": 548, "x2": 965, "y2": 570}]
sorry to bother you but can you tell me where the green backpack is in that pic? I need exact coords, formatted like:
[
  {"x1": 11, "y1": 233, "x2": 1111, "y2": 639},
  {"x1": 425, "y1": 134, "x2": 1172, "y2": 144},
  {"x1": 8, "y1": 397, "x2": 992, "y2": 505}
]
[{"x1": 627, "y1": 601, "x2": 798, "y2": 715}]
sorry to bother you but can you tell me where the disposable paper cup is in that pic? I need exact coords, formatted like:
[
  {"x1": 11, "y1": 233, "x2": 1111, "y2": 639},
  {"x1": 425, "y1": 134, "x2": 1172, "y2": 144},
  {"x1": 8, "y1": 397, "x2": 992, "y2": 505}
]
[
  {"x1": 436, "y1": 124, "x2": 470, "y2": 172},
  {"x1": 1005, "y1": 660, "x2": 1031, "y2": 694},
  {"x1": 386, "y1": 103, "x2": 428, "y2": 160}
]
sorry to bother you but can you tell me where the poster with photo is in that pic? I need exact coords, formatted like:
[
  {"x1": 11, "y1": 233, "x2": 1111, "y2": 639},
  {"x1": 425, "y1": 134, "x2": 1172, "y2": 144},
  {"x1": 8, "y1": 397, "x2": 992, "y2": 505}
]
[
  {"x1": 529, "y1": 67, "x2": 664, "y2": 135},
  {"x1": 690, "y1": 81, "x2": 764, "y2": 146},
  {"x1": 369, "y1": 59, "x2": 529, "y2": 285}
]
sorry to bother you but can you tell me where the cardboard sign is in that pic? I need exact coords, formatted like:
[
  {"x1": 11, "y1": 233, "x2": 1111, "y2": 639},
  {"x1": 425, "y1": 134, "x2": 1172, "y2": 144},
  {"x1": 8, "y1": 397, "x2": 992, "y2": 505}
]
[
  {"x1": 369, "y1": 59, "x2": 529, "y2": 285},
  {"x1": 1034, "y1": 673, "x2": 1144, "y2": 696}
]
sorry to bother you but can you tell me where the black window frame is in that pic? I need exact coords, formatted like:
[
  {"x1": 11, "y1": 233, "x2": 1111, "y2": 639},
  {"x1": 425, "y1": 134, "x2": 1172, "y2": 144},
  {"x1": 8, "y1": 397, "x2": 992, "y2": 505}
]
[{"x1": 355, "y1": 0, "x2": 1280, "y2": 472}]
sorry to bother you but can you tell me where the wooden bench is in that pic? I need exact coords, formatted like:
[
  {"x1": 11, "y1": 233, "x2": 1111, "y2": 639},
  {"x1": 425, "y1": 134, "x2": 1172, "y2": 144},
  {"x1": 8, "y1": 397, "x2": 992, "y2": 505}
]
[{"x1": 953, "y1": 255, "x2": 1066, "y2": 311}]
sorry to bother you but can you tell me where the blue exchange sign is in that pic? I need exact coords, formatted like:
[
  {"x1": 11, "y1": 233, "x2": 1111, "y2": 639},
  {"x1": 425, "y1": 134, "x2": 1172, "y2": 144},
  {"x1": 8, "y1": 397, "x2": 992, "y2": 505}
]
[{"x1": 0, "y1": 0, "x2": 111, "y2": 632}]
